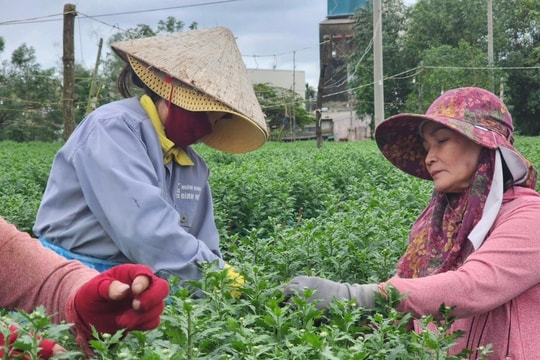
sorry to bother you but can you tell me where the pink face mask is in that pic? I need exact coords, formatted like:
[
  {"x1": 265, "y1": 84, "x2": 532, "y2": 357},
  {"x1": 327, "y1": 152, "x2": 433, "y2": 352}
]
[{"x1": 164, "y1": 102, "x2": 212, "y2": 148}]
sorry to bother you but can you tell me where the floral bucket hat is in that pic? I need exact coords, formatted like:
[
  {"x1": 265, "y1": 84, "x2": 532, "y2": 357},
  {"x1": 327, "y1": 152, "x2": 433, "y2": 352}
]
[{"x1": 375, "y1": 87, "x2": 533, "y2": 184}]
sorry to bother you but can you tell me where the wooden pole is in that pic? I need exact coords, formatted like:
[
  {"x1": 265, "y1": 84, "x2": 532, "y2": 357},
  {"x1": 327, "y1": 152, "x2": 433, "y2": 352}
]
[
  {"x1": 86, "y1": 37, "x2": 103, "y2": 115},
  {"x1": 316, "y1": 36, "x2": 330, "y2": 148},
  {"x1": 62, "y1": 3, "x2": 76, "y2": 141}
]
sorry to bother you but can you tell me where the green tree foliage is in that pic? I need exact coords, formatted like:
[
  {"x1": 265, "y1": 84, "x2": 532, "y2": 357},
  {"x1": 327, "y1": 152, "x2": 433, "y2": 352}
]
[
  {"x1": 405, "y1": 41, "x2": 500, "y2": 113},
  {"x1": 406, "y1": 0, "x2": 540, "y2": 134},
  {"x1": 157, "y1": 16, "x2": 188, "y2": 33},
  {"x1": 75, "y1": 63, "x2": 100, "y2": 119},
  {"x1": 98, "y1": 24, "x2": 159, "y2": 107},
  {"x1": 497, "y1": 0, "x2": 540, "y2": 135},
  {"x1": 406, "y1": 0, "x2": 489, "y2": 52},
  {"x1": 254, "y1": 83, "x2": 315, "y2": 139},
  {"x1": 0, "y1": 44, "x2": 62, "y2": 141},
  {"x1": 349, "y1": 0, "x2": 414, "y2": 128},
  {"x1": 404, "y1": 0, "x2": 508, "y2": 101},
  {"x1": 348, "y1": 0, "x2": 540, "y2": 134}
]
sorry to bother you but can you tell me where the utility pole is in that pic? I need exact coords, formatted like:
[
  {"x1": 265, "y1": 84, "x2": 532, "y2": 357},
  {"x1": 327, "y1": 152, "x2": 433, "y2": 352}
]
[
  {"x1": 292, "y1": 50, "x2": 296, "y2": 142},
  {"x1": 316, "y1": 36, "x2": 330, "y2": 148},
  {"x1": 62, "y1": 3, "x2": 76, "y2": 141},
  {"x1": 487, "y1": 0, "x2": 494, "y2": 92},
  {"x1": 373, "y1": 0, "x2": 384, "y2": 129},
  {"x1": 86, "y1": 37, "x2": 103, "y2": 115},
  {"x1": 418, "y1": 60, "x2": 424, "y2": 113}
]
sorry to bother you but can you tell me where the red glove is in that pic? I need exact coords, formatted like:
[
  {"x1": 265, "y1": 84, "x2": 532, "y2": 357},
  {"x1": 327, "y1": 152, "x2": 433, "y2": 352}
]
[
  {"x1": 0, "y1": 324, "x2": 57, "y2": 359},
  {"x1": 73, "y1": 264, "x2": 169, "y2": 339}
]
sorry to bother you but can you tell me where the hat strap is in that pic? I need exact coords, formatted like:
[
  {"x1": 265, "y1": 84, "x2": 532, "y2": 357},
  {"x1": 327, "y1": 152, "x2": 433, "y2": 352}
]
[{"x1": 164, "y1": 75, "x2": 175, "y2": 113}]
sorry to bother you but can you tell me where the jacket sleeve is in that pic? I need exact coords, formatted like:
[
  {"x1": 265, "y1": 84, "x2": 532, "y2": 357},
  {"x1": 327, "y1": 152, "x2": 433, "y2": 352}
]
[
  {"x1": 70, "y1": 114, "x2": 222, "y2": 279},
  {"x1": 385, "y1": 194, "x2": 540, "y2": 319},
  {"x1": 0, "y1": 216, "x2": 96, "y2": 323}
]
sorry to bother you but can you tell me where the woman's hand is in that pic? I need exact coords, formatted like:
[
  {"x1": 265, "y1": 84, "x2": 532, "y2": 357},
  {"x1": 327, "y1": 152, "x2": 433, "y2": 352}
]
[{"x1": 73, "y1": 264, "x2": 169, "y2": 338}]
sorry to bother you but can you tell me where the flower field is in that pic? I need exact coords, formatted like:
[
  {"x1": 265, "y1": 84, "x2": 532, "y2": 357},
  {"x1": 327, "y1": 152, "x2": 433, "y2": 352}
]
[{"x1": 2, "y1": 138, "x2": 540, "y2": 359}]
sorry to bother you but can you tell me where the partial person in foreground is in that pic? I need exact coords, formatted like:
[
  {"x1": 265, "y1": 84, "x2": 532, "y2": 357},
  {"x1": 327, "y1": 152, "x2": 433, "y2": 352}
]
[
  {"x1": 33, "y1": 27, "x2": 267, "y2": 290},
  {"x1": 284, "y1": 87, "x2": 540, "y2": 359},
  {"x1": 0, "y1": 216, "x2": 169, "y2": 358}
]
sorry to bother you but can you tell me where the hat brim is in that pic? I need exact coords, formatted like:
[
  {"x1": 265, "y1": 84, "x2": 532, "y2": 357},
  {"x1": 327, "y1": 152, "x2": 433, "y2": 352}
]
[
  {"x1": 375, "y1": 113, "x2": 514, "y2": 180},
  {"x1": 201, "y1": 117, "x2": 267, "y2": 153},
  {"x1": 126, "y1": 55, "x2": 267, "y2": 154}
]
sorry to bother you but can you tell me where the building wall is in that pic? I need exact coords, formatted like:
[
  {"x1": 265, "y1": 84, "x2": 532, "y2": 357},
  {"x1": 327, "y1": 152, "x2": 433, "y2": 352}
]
[
  {"x1": 247, "y1": 68, "x2": 306, "y2": 99},
  {"x1": 323, "y1": 110, "x2": 371, "y2": 141},
  {"x1": 319, "y1": 18, "x2": 355, "y2": 105},
  {"x1": 319, "y1": 12, "x2": 372, "y2": 142}
]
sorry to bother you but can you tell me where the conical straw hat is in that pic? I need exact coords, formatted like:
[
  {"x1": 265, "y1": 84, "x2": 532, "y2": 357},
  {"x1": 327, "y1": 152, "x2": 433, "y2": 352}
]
[{"x1": 111, "y1": 27, "x2": 268, "y2": 153}]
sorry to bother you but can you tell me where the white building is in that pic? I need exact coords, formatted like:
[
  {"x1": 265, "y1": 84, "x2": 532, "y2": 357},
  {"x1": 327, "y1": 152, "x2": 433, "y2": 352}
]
[{"x1": 247, "y1": 68, "x2": 306, "y2": 99}]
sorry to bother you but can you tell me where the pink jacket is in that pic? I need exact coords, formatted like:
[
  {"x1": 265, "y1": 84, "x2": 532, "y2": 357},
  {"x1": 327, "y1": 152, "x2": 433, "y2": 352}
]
[
  {"x1": 387, "y1": 187, "x2": 540, "y2": 359},
  {"x1": 0, "y1": 216, "x2": 97, "y2": 332}
]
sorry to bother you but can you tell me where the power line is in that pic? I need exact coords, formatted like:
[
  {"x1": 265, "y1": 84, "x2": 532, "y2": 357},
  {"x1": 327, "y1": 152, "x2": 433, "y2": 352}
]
[
  {"x1": 1, "y1": 1, "x2": 319, "y2": 74},
  {"x1": 0, "y1": 13, "x2": 64, "y2": 26},
  {"x1": 423, "y1": 65, "x2": 540, "y2": 70},
  {"x1": 0, "y1": 0, "x2": 243, "y2": 26},
  {"x1": 79, "y1": 0, "x2": 243, "y2": 19}
]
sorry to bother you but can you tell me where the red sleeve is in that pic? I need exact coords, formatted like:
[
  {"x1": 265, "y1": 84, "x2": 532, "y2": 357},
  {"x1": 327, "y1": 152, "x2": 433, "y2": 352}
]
[{"x1": 0, "y1": 216, "x2": 97, "y2": 323}]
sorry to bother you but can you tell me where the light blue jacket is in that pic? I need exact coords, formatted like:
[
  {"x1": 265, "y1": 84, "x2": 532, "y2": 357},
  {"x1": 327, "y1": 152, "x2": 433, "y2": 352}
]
[{"x1": 34, "y1": 97, "x2": 223, "y2": 280}]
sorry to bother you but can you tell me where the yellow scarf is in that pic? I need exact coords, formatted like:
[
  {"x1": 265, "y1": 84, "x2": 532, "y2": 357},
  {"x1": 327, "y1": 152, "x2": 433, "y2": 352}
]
[{"x1": 139, "y1": 95, "x2": 194, "y2": 166}]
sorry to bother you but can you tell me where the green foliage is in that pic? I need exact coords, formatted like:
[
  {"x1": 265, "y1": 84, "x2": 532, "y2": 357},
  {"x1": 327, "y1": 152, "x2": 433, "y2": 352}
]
[
  {"x1": 0, "y1": 141, "x2": 57, "y2": 233},
  {"x1": 0, "y1": 307, "x2": 81, "y2": 359},
  {"x1": 0, "y1": 45, "x2": 63, "y2": 142},
  {"x1": 406, "y1": 0, "x2": 489, "y2": 51},
  {"x1": 404, "y1": 41, "x2": 503, "y2": 113},
  {"x1": 350, "y1": 0, "x2": 414, "y2": 119},
  {"x1": 253, "y1": 83, "x2": 315, "y2": 140},
  {"x1": 3, "y1": 139, "x2": 535, "y2": 357}
]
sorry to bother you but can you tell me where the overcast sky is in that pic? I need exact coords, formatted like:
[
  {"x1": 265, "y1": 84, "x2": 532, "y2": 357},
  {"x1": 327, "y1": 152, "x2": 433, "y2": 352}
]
[{"x1": 0, "y1": 0, "x2": 415, "y2": 86}]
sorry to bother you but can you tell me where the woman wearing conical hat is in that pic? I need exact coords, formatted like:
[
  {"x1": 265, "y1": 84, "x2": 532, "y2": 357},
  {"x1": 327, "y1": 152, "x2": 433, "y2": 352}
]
[
  {"x1": 284, "y1": 87, "x2": 540, "y2": 358},
  {"x1": 34, "y1": 27, "x2": 267, "y2": 287}
]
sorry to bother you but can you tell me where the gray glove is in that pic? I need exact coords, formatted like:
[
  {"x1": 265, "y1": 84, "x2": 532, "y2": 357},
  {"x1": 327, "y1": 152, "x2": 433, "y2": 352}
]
[{"x1": 283, "y1": 276, "x2": 379, "y2": 310}]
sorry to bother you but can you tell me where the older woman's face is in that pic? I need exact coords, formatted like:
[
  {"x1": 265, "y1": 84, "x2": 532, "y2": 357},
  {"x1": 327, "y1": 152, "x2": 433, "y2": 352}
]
[{"x1": 421, "y1": 121, "x2": 483, "y2": 193}]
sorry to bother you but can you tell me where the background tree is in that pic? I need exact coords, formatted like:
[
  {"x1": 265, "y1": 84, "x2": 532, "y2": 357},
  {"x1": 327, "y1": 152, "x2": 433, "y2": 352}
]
[
  {"x1": 97, "y1": 24, "x2": 158, "y2": 109},
  {"x1": 405, "y1": 0, "x2": 489, "y2": 51},
  {"x1": 405, "y1": 40, "x2": 500, "y2": 113},
  {"x1": 395, "y1": 0, "x2": 540, "y2": 134},
  {"x1": 254, "y1": 83, "x2": 314, "y2": 139},
  {"x1": 305, "y1": 83, "x2": 316, "y2": 112},
  {"x1": 73, "y1": 64, "x2": 95, "y2": 121},
  {"x1": 497, "y1": 0, "x2": 540, "y2": 135},
  {"x1": 346, "y1": 0, "x2": 539, "y2": 135},
  {"x1": 349, "y1": 0, "x2": 413, "y2": 135},
  {"x1": 157, "y1": 16, "x2": 186, "y2": 33},
  {"x1": 0, "y1": 44, "x2": 62, "y2": 141},
  {"x1": 0, "y1": 17, "x2": 199, "y2": 142}
]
